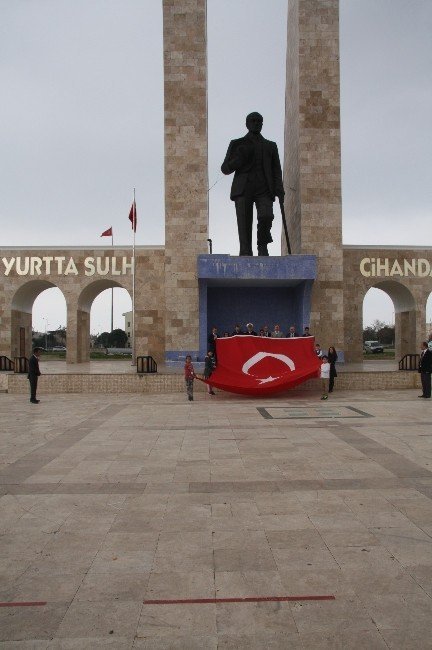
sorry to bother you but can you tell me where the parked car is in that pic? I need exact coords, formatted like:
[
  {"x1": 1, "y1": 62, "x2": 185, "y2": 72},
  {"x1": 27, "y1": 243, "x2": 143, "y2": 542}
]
[
  {"x1": 106, "y1": 348, "x2": 132, "y2": 356},
  {"x1": 363, "y1": 341, "x2": 384, "y2": 354},
  {"x1": 52, "y1": 346, "x2": 66, "y2": 352}
]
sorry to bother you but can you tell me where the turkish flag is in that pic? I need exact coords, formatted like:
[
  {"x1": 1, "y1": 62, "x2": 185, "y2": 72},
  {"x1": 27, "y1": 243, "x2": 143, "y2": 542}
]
[
  {"x1": 100, "y1": 227, "x2": 112, "y2": 237},
  {"x1": 201, "y1": 336, "x2": 321, "y2": 396},
  {"x1": 128, "y1": 201, "x2": 137, "y2": 232}
]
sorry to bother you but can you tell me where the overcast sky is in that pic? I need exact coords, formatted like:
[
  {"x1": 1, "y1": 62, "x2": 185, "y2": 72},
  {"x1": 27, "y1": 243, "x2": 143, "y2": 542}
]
[{"x1": 1, "y1": 0, "x2": 431, "y2": 333}]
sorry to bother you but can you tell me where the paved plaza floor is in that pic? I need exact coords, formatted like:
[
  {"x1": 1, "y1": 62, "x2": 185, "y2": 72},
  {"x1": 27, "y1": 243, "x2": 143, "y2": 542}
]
[{"x1": 0, "y1": 388, "x2": 431, "y2": 648}]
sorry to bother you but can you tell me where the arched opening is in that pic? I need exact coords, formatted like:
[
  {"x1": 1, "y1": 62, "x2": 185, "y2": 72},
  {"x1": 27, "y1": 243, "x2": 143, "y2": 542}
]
[
  {"x1": 90, "y1": 287, "x2": 133, "y2": 350},
  {"x1": 32, "y1": 287, "x2": 67, "y2": 355},
  {"x1": 75, "y1": 280, "x2": 132, "y2": 362},
  {"x1": 426, "y1": 292, "x2": 432, "y2": 341},
  {"x1": 362, "y1": 281, "x2": 416, "y2": 362},
  {"x1": 11, "y1": 281, "x2": 67, "y2": 358},
  {"x1": 363, "y1": 287, "x2": 395, "y2": 358}
]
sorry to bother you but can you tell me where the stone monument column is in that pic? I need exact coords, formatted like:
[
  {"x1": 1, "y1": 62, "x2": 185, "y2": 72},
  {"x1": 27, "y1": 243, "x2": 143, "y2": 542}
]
[
  {"x1": 284, "y1": 0, "x2": 344, "y2": 349},
  {"x1": 163, "y1": 0, "x2": 209, "y2": 360}
]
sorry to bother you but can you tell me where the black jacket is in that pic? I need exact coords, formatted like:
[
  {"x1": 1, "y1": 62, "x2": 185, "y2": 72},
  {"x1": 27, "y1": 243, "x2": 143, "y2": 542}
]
[
  {"x1": 328, "y1": 350, "x2": 338, "y2": 378},
  {"x1": 221, "y1": 133, "x2": 284, "y2": 201},
  {"x1": 204, "y1": 355, "x2": 215, "y2": 379},
  {"x1": 28, "y1": 354, "x2": 41, "y2": 378},
  {"x1": 419, "y1": 349, "x2": 432, "y2": 373},
  {"x1": 207, "y1": 332, "x2": 217, "y2": 353}
]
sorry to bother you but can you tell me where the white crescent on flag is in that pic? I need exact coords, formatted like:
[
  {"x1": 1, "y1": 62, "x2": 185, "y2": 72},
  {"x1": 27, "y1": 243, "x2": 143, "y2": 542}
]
[{"x1": 242, "y1": 351, "x2": 296, "y2": 384}]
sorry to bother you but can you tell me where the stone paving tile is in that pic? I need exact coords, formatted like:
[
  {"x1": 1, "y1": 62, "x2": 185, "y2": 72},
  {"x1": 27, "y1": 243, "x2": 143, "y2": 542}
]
[
  {"x1": 279, "y1": 567, "x2": 354, "y2": 596},
  {"x1": 406, "y1": 564, "x2": 432, "y2": 596},
  {"x1": 215, "y1": 570, "x2": 286, "y2": 598},
  {"x1": 289, "y1": 596, "x2": 377, "y2": 633},
  {"x1": 381, "y1": 629, "x2": 432, "y2": 649},
  {"x1": 88, "y1": 549, "x2": 155, "y2": 575},
  {"x1": 214, "y1": 548, "x2": 277, "y2": 572},
  {"x1": 341, "y1": 567, "x2": 423, "y2": 596},
  {"x1": 0, "y1": 642, "x2": 51, "y2": 650},
  {"x1": 74, "y1": 571, "x2": 150, "y2": 602},
  {"x1": 133, "y1": 636, "x2": 218, "y2": 649},
  {"x1": 137, "y1": 603, "x2": 217, "y2": 638},
  {"x1": 49, "y1": 639, "x2": 133, "y2": 649},
  {"x1": 358, "y1": 591, "x2": 432, "y2": 633},
  {"x1": 1, "y1": 389, "x2": 432, "y2": 647},
  {"x1": 145, "y1": 570, "x2": 215, "y2": 600},
  {"x1": 55, "y1": 601, "x2": 142, "y2": 639},
  {"x1": 217, "y1": 632, "x2": 303, "y2": 649},
  {"x1": 299, "y1": 629, "x2": 389, "y2": 649},
  {"x1": 11, "y1": 572, "x2": 85, "y2": 603},
  {"x1": 216, "y1": 601, "x2": 298, "y2": 635},
  {"x1": 0, "y1": 602, "x2": 70, "y2": 641}
]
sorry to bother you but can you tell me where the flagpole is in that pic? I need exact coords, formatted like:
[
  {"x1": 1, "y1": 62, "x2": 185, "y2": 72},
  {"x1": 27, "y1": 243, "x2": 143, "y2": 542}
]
[
  {"x1": 111, "y1": 231, "x2": 114, "y2": 333},
  {"x1": 131, "y1": 188, "x2": 136, "y2": 366}
]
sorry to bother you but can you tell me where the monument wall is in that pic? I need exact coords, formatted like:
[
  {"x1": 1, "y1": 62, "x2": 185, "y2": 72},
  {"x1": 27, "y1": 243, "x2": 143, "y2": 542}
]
[
  {"x1": 284, "y1": 0, "x2": 344, "y2": 351},
  {"x1": 163, "y1": 0, "x2": 209, "y2": 360},
  {"x1": 343, "y1": 246, "x2": 432, "y2": 362},
  {"x1": 0, "y1": 247, "x2": 165, "y2": 363}
]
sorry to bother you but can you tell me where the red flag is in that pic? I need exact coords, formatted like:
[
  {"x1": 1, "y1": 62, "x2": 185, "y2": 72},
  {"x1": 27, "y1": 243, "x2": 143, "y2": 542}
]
[
  {"x1": 128, "y1": 201, "x2": 137, "y2": 232},
  {"x1": 100, "y1": 227, "x2": 112, "y2": 237},
  {"x1": 200, "y1": 336, "x2": 321, "y2": 396}
]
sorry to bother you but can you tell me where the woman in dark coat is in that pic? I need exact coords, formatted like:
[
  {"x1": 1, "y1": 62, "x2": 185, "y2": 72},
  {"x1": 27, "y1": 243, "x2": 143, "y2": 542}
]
[
  {"x1": 204, "y1": 350, "x2": 216, "y2": 396},
  {"x1": 327, "y1": 346, "x2": 338, "y2": 393}
]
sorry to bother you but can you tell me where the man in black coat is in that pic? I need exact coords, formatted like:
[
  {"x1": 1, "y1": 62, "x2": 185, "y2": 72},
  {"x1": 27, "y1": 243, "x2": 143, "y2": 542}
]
[
  {"x1": 28, "y1": 347, "x2": 42, "y2": 404},
  {"x1": 207, "y1": 327, "x2": 218, "y2": 355},
  {"x1": 221, "y1": 112, "x2": 284, "y2": 256},
  {"x1": 418, "y1": 341, "x2": 432, "y2": 398}
]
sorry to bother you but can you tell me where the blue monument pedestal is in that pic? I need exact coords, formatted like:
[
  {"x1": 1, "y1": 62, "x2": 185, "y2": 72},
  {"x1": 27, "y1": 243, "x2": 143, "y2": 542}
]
[{"x1": 198, "y1": 254, "x2": 317, "y2": 359}]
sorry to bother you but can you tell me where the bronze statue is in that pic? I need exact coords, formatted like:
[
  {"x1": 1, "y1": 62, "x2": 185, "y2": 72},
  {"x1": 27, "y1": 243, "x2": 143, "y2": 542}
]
[{"x1": 221, "y1": 112, "x2": 284, "y2": 256}]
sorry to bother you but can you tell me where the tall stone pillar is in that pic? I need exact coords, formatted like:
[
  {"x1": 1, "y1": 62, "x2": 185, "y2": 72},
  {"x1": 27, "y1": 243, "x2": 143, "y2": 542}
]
[
  {"x1": 284, "y1": 0, "x2": 344, "y2": 350},
  {"x1": 163, "y1": 0, "x2": 209, "y2": 360}
]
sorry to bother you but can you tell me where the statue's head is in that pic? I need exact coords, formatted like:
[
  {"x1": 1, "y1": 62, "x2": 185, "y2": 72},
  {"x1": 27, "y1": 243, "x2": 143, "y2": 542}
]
[{"x1": 246, "y1": 112, "x2": 263, "y2": 134}]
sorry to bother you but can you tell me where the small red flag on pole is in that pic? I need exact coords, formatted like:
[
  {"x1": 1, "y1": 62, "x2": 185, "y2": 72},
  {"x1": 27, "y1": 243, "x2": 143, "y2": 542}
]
[
  {"x1": 100, "y1": 227, "x2": 113, "y2": 237},
  {"x1": 128, "y1": 201, "x2": 137, "y2": 232}
]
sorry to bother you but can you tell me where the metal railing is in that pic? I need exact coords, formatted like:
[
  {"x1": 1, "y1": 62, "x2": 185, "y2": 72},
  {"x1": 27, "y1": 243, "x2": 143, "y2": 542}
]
[
  {"x1": 137, "y1": 356, "x2": 158, "y2": 374},
  {"x1": 13, "y1": 357, "x2": 29, "y2": 374},
  {"x1": 399, "y1": 354, "x2": 420, "y2": 371},
  {"x1": 0, "y1": 356, "x2": 15, "y2": 371}
]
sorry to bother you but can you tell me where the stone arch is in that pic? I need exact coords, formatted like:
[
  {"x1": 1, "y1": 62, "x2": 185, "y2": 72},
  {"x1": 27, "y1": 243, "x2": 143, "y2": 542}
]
[
  {"x1": 71, "y1": 279, "x2": 132, "y2": 363},
  {"x1": 363, "y1": 280, "x2": 417, "y2": 361},
  {"x1": 425, "y1": 291, "x2": 432, "y2": 340},
  {"x1": 10, "y1": 280, "x2": 67, "y2": 358}
]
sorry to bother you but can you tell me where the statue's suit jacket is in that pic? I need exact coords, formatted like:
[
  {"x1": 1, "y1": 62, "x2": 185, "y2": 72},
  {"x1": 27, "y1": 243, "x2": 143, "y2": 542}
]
[{"x1": 221, "y1": 133, "x2": 284, "y2": 201}]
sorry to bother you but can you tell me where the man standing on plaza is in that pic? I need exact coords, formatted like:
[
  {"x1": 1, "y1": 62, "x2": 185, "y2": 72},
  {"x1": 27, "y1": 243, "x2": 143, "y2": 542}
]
[
  {"x1": 221, "y1": 112, "x2": 284, "y2": 256},
  {"x1": 28, "y1": 347, "x2": 42, "y2": 404},
  {"x1": 418, "y1": 341, "x2": 432, "y2": 398}
]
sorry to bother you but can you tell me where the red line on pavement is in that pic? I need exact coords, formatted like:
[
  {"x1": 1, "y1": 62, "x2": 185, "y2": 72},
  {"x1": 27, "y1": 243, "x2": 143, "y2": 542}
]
[
  {"x1": 143, "y1": 595, "x2": 335, "y2": 605},
  {"x1": 0, "y1": 602, "x2": 47, "y2": 607}
]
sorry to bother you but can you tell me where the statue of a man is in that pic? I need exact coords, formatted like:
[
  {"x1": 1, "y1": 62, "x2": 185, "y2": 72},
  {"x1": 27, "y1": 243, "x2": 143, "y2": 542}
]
[{"x1": 221, "y1": 112, "x2": 284, "y2": 256}]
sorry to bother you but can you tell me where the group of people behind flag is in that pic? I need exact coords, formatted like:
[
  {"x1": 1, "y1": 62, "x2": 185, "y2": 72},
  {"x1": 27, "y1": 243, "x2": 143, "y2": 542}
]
[{"x1": 207, "y1": 323, "x2": 313, "y2": 353}]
